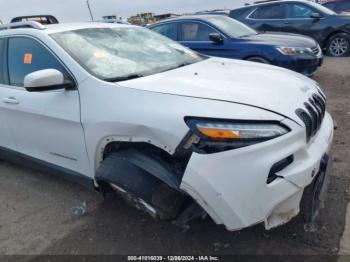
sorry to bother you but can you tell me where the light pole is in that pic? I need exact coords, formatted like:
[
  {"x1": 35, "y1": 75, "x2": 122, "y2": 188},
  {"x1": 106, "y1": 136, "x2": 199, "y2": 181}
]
[{"x1": 86, "y1": 0, "x2": 94, "y2": 21}]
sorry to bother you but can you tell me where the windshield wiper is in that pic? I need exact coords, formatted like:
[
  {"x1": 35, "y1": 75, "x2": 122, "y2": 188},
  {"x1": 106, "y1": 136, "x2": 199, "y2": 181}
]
[{"x1": 104, "y1": 74, "x2": 144, "y2": 82}]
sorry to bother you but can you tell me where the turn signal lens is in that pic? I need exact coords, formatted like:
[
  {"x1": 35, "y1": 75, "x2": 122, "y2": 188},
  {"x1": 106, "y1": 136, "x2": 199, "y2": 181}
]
[
  {"x1": 197, "y1": 127, "x2": 240, "y2": 139},
  {"x1": 186, "y1": 118, "x2": 289, "y2": 142}
]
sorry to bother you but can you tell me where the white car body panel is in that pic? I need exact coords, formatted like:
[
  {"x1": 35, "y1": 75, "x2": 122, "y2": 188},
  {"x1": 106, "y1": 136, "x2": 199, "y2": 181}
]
[
  {"x1": 78, "y1": 77, "x2": 283, "y2": 172},
  {"x1": 0, "y1": 84, "x2": 90, "y2": 175},
  {"x1": 0, "y1": 23, "x2": 334, "y2": 231},
  {"x1": 120, "y1": 57, "x2": 321, "y2": 125},
  {"x1": 181, "y1": 114, "x2": 333, "y2": 230}
]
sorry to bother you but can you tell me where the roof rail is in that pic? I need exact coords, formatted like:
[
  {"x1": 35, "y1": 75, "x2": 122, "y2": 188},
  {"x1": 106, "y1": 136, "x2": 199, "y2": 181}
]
[
  {"x1": 254, "y1": 0, "x2": 280, "y2": 4},
  {"x1": 0, "y1": 21, "x2": 46, "y2": 31}
]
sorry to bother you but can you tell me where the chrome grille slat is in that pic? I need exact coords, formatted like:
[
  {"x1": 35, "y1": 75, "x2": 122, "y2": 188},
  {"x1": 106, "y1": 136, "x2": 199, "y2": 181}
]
[
  {"x1": 304, "y1": 103, "x2": 318, "y2": 136},
  {"x1": 318, "y1": 91, "x2": 326, "y2": 101},
  {"x1": 309, "y1": 98, "x2": 323, "y2": 126},
  {"x1": 296, "y1": 109, "x2": 313, "y2": 142},
  {"x1": 296, "y1": 92, "x2": 326, "y2": 143},
  {"x1": 313, "y1": 94, "x2": 326, "y2": 118},
  {"x1": 311, "y1": 46, "x2": 320, "y2": 56}
]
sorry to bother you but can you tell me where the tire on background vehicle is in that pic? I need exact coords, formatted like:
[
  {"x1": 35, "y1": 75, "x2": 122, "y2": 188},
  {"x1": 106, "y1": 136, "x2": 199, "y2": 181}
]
[
  {"x1": 96, "y1": 151, "x2": 185, "y2": 220},
  {"x1": 326, "y1": 33, "x2": 350, "y2": 57},
  {"x1": 246, "y1": 56, "x2": 270, "y2": 64}
]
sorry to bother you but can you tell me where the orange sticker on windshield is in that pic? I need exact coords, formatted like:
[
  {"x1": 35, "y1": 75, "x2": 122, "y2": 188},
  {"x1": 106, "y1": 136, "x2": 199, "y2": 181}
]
[
  {"x1": 24, "y1": 53, "x2": 33, "y2": 64},
  {"x1": 93, "y1": 51, "x2": 107, "y2": 59}
]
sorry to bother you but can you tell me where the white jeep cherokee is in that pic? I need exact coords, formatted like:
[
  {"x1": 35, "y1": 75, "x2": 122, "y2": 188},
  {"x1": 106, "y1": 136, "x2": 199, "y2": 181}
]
[{"x1": 0, "y1": 22, "x2": 334, "y2": 231}]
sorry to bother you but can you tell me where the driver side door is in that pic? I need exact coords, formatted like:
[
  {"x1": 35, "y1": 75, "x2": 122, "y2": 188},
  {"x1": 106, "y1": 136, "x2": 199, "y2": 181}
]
[
  {"x1": 178, "y1": 21, "x2": 235, "y2": 58},
  {"x1": 2, "y1": 36, "x2": 90, "y2": 176},
  {"x1": 282, "y1": 3, "x2": 324, "y2": 41}
]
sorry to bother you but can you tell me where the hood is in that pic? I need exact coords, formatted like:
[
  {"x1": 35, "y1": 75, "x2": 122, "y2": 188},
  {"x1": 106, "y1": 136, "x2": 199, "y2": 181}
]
[
  {"x1": 241, "y1": 32, "x2": 317, "y2": 48},
  {"x1": 118, "y1": 58, "x2": 321, "y2": 125}
]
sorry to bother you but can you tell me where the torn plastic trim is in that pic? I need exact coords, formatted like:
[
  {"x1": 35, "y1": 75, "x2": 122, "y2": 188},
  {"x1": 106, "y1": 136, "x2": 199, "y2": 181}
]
[
  {"x1": 265, "y1": 189, "x2": 303, "y2": 230},
  {"x1": 96, "y1": 148, "x2": 181, "y2": 191},
  {"x1": 110, "y1": 183, "x2": 158, "y2": 218}
]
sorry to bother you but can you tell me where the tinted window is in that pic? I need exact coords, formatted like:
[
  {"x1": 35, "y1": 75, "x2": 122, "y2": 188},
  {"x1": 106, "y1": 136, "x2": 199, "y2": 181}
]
[
  {"x1": 229, "y1": 8, "x2": 248, "y2": 18},
  {"x1": 207, "y1": 16, "x2": 257, "y2": 38},
  {"x1": 286, "y1": 3, "x2": 315, "y2": 18},
  {"x1": 250, "y1": 4, "x2": 286, "y2": 19},
  {"x1": 8, "y1": 37, "x2": 69, "y2": 86},
  {"x1": 331, "y1": 1, "x2": 350, "y2": 11},
  {"x1": 307, "y1": 1, "x2": 336, "y2": 15},
  {"x1": 180, "y1": 22, "x2": 217, "y2": 41},
  {"x1": 324, "y1": 3, "x2": 337, "y2": 10},
  {"x1": 340, "y1": 1, "x2": 350, "y2": 10},
  {"x1": 152, "y1": 23, "x2": 178, "y2": 40},
  {"x1": 0, "y1": 39, "x2": 4, "y2": 84}
]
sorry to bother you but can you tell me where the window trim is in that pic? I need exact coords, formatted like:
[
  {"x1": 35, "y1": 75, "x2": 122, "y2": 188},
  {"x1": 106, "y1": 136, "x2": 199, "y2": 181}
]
[
  {"x1": 246, "y1": 4, "x2": 286, "y2": 21},
  {"x1": 246, "y1": 3, "x2": 326, "y2": 21},
  {"x1": 178, "y1": 20, "x2": 227, "y2": 43},
  {"x1": 0, "y1": 38, "x2": 8, "y2": 85},
  {"x1": 284, "y1": 3, "x2": 325, "y2": 20},
  {"x1": 1, "y1": 34, "x2": 77, "y2": 90}
]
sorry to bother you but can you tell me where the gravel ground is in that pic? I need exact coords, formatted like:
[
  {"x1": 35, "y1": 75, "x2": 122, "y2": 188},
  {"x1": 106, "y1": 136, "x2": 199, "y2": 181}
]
[{"x1": 0, "y1": 57, "x2": 349, "y2": 260}]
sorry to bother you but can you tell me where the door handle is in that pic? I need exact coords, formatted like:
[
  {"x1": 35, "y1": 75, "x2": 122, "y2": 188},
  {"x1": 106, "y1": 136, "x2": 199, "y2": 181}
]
[{"x1": 2, "y1": 97, "x2": 19, "y2": 105}]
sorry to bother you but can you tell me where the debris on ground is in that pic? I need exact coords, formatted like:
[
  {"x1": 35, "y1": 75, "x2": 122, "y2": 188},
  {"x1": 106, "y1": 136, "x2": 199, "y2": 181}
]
[
  {"x1": 304, "y1": 223, "x2": 318, "y2": 233},
  {"x1": 70, "y1": 202, "x2": 87, "y2": 216}
]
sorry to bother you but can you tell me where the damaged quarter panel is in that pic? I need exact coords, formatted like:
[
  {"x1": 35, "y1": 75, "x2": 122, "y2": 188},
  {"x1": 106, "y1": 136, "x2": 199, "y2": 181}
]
[{"x1": 77, "y1": 76, "x2": 285, "y2": 173}]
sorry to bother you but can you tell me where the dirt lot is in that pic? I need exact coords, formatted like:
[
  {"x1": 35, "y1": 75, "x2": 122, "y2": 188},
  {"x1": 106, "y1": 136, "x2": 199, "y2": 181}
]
[{"x1": 0, "y1": 57, "x2": 349, "y2": 260}]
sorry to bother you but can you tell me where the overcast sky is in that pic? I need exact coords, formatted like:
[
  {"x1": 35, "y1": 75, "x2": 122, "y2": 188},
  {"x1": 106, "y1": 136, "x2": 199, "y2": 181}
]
[{"x1": 0, "y1": 0, "x2": 253, "y2": 23}]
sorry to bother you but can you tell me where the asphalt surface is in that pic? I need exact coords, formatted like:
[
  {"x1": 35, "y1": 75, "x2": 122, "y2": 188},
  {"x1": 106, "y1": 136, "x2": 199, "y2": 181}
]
[{"x1": 0, "y1": 57, "x2": 349, "y2": 260}]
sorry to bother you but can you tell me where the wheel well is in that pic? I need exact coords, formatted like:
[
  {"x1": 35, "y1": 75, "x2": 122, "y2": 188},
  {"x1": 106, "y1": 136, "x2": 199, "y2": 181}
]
[
  {"x1": 244, "y1": 55, "x2": 270, "y2": 62},
  {"x1": 102, "y1": 141, "x2": 192, "y2": 180}
]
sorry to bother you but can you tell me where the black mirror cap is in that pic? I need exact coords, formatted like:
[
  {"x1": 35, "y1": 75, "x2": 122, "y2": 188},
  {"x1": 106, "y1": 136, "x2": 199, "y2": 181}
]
[
  {"x1": 25, "y1": 82, "x2": 75, "y2": 92},
  {"x1": 209, "y1": 33, "x2": 224, "y2": 44},
  {"x1": 311, "y1": 12, "x2": 322, "y2": 19}
]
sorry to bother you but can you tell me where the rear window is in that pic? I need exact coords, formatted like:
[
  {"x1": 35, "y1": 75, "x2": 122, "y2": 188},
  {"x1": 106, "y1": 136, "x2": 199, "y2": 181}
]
[
  {"x1": 325, "y1": 1, "x2": 350, "y2": 11},
  {"x1": 229, "y1": 8, "x2": 249, "y2": 18}
]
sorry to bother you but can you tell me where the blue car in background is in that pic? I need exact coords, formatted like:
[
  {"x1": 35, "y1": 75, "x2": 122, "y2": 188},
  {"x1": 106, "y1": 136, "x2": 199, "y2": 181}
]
[{"x1": 149, "y1": 15, "x2": 323, "y2": 76}]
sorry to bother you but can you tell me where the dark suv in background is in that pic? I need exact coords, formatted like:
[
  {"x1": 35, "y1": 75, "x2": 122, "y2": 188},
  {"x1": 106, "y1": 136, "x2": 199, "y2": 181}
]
[{"x1": 230, "y1": 0, "x2": 350, "y2": 56}]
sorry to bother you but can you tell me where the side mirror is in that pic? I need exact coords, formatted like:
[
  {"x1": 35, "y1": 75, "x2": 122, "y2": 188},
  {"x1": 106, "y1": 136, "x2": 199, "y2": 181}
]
[
  {"x1": 209, "y1": 33, "x2": 224, "y2": 44},
  {"x1": 24, "y1": 69, "x2": 73, "y2": 92},
  {"x1": 310, "y1": 12, "x2": 322, "y2": 19}
]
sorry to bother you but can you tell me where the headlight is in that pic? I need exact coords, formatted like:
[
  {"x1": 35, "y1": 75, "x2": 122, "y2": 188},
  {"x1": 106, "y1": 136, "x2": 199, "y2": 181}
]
[
  {"x1": 276, "y1": 46, "x2": 313, "y2": 56},
  {"x1": 185, "y1": 118, "x2": 290, "y2": 153}
]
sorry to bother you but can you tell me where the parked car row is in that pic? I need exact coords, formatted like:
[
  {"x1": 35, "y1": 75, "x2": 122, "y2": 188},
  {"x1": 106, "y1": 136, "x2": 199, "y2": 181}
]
[
  {"x1": 149, "y1": 15, "x2": 323, "y2": 76},
  {"x1": 148, "y1": 0, "x2": 350, "y2": 78}
]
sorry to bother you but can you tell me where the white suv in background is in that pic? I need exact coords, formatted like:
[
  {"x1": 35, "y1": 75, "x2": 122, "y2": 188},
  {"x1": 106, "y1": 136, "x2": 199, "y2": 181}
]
[{"x1": 0, "y1": 21, "x2": 334, "y2": 231}]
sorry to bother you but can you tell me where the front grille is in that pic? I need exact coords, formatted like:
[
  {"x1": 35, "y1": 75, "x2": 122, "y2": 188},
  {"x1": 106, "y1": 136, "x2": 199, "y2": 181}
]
[
  {"x1": 311, "y1": 46, "x2": 321, "y2": 56},
  {"x1": 296, "y1": 92, "x2": 326, "y2": 143}
]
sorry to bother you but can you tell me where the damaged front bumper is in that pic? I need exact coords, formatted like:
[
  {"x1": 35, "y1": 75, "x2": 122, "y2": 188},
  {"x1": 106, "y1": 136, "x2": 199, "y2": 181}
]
[{"x1": 180, "y1": 113, "x2": 334, "y2": 231}]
